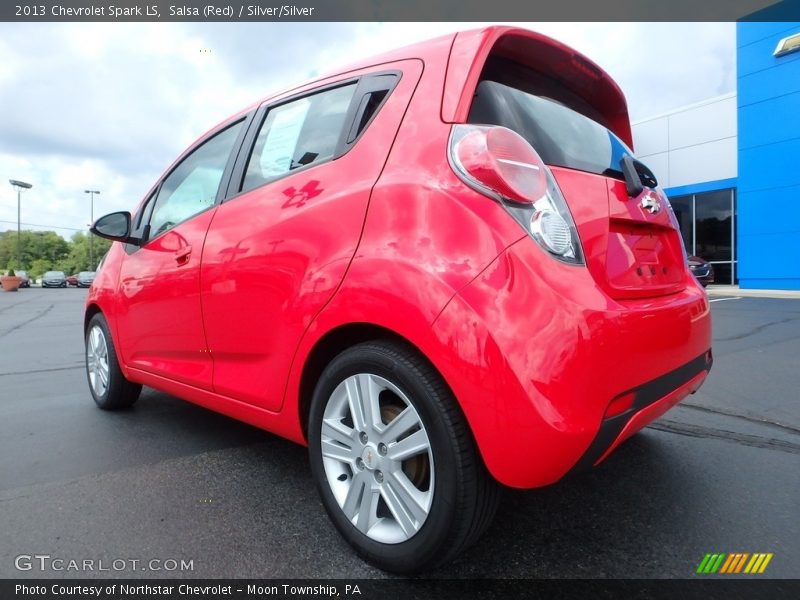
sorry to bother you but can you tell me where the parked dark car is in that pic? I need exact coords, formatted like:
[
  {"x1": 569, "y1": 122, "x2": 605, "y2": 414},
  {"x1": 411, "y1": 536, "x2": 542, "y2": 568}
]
[
  {"x1": 16, "y1": 270, "x2": 31, "y2": 288},
  {"x1": 689, "y1": 256, "x2": 715, "y2": 286},
  {"x1": 66, "y1": 274, "x2": 79, "y2": 287},
  {"x1": 77, "y1": 271, "x2": 96, "y2": 287},
  {"x1": 42, "y1": 271, "x2": 67, "y2": 288}
]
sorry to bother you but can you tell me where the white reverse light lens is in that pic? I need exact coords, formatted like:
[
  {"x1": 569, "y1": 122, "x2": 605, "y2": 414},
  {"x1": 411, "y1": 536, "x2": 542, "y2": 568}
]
[{"x1": 531, "y1": 210, "x2": 572, "y2": 257}]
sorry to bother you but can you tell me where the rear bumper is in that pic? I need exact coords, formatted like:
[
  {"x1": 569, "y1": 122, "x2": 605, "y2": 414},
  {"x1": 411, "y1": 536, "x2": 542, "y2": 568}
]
[
  {"x1": 567, "y1": 351, "x2": 712, "y2": 474},
  {"x1": 431, "y1": 237, "x2": 712, "y2": 488}
]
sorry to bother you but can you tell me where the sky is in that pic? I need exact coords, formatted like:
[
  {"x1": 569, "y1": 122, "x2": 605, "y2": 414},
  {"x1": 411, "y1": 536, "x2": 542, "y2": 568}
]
[{"x1": 0, "y1": 22, "x2": 736, "y2": 238}]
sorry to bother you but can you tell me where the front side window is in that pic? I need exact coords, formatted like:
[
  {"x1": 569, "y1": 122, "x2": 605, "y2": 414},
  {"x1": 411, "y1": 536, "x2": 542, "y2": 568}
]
[
  {"x1": 241, "y1": 83, "x2": 357, "y2": 193},
  {"x1": 148, "y1": 121, "x2": 243, "y2": 238}
]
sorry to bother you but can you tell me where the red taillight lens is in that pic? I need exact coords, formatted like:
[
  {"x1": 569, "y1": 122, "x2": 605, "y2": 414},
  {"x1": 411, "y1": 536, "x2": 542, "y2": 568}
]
[{"x1": 454, "y1": 126, "x2": 547, "y2": 204}]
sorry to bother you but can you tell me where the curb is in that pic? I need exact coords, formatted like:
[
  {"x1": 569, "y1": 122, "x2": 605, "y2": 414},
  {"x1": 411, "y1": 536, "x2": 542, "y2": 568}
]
[{"x1": 706, "y1": 285, "x2": 800, "y2": 300}]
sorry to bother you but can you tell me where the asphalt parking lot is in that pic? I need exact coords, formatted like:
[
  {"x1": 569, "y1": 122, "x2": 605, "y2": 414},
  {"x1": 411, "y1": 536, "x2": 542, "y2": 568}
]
[{"x1": 1, "y1": 288, "x2": 798, "y2": 579}]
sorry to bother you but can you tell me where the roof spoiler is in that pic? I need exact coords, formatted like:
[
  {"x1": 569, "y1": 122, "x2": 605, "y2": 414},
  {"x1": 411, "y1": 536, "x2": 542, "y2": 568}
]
[{"x1": 442, "y1": 27, "x2": 633, "y2": 149}]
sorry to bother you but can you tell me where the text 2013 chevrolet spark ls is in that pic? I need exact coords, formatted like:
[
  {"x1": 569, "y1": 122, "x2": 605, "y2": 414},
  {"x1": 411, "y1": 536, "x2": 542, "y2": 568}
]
[{"x1": 86, "y1": 27, "x2": 712, "y2": 573}]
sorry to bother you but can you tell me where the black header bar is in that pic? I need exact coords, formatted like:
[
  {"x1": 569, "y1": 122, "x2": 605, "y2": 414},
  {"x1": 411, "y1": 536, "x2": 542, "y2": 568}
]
[
  {"x1": 4, "y1": 579, "x2": 800, "y2": 600},
  {"x1": 3, "y1": 0, "x2": 800, "y2": 22}
]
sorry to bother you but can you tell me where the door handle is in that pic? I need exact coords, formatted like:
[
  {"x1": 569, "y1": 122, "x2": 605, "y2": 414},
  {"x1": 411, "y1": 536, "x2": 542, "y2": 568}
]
[{"x1": 175, "y1": 245, "x2": 193, "y2": 264}]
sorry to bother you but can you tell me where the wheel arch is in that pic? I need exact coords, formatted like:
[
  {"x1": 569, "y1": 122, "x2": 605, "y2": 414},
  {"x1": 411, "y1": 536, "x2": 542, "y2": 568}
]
[
  {"x1": 84, "y1": 302, "x2": 103, "y2": 334},
  {"x1": 296, "y1": 322, "x2": 452, "y2": 442},
  {"x1": 83, "y1": 300, "x2": 133, "y2": 382}
]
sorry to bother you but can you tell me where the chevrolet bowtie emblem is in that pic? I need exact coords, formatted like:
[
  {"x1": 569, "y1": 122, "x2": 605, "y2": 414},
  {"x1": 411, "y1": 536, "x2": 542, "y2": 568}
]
[{"x1": 640, "y1": 193, "x2": 661, "y2": 214}]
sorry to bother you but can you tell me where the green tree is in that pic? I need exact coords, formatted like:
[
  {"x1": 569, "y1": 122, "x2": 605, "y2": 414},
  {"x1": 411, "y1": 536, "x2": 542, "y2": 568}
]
[
  {"x1": 31, "y1": 231, "x2": 71, "y2": 267},
  {"x1": 66, "y1": 232, "x2": 112, "y2": 273},
  {"x1": 29, "y1": 258, "x2": 52, "y2": 280},
  {"x1": 0, "y1": 230, "x2": 70, "y2": 271},
  {"x1": 0, "y1": 229, "x2": 111, "y2": 275}
]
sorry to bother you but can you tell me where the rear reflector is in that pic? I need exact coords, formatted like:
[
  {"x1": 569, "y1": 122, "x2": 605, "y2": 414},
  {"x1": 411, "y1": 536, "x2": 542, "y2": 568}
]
[{"x1": 604, "y1": 391, "x2": 636, "y2": 419}]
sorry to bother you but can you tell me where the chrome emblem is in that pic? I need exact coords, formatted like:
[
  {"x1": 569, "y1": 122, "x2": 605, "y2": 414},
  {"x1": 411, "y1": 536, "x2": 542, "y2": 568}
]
[
  {"x1": 361, "y1": 447, "x2": 377, "y2": 470},
  {"x1": 640, "y1": 193, "x2": 661, "y2": 215}
]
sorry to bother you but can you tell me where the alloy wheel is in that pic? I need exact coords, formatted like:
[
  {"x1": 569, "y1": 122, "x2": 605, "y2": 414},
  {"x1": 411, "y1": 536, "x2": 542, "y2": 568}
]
[
  {"x1": 320, "y1": 373, "x2": 434, "y2": 544},
  {"x1": 86, "y1": 325, "x2": 110, "y2": 398}
]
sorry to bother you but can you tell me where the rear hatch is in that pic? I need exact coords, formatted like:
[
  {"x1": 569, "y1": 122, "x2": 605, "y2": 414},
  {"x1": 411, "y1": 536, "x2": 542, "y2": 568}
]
[{"x1": 468, "y1": 75, "x2": 687, "y2": 299}]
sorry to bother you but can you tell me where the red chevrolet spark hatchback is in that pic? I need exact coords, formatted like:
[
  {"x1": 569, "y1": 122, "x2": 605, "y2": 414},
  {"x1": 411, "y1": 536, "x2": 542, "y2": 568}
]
[{"x1": 86, "y1": 27, "x2": 712, "y2": 572}]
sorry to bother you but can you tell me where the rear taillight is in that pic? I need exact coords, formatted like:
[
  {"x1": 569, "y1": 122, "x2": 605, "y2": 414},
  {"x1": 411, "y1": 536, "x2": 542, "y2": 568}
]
[
  {"x1": 449, "y1": 124, "x2": 584, "y2": 264},
  {"x1": 453, "y1": 126, "x2": 547, "y2": 203}
]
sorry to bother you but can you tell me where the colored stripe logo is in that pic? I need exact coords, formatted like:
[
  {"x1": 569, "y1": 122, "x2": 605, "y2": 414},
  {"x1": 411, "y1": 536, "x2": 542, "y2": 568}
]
[{"x1": 697, "y1": 552, "x2": 773, "y2": 574}]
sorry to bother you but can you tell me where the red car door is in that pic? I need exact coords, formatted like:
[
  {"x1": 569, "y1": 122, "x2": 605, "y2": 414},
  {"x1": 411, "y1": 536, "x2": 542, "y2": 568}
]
[
  {"x1": 201, "y1": 62, "x2": 422, "y2": 411},
  {"x1": 115, "y1": 120, "x2": 247, "y2": 390}
]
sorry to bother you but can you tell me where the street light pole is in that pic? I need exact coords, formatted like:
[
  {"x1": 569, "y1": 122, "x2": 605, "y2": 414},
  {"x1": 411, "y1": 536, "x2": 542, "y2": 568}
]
[
  {"x1": 85, "y1": 190, "x2": 100, "y2": 269},
  {"x1": 9, "y1": 180, "x2": 33, "y2": 271}
]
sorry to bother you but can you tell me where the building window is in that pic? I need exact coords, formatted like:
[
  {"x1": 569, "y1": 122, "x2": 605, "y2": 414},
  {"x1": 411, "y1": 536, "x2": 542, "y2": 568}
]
[
  {"x1": 670, "y1": 195, "x2": 693, "y2": 254},
  {"x1": 668, "y1": 188, "x2": 737, "y2": 285}
]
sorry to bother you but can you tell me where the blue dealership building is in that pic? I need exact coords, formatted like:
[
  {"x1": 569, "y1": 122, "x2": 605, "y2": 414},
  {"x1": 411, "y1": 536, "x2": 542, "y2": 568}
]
[{"x1": 632, "y1": 22, "x2": 800, "y2": 289}]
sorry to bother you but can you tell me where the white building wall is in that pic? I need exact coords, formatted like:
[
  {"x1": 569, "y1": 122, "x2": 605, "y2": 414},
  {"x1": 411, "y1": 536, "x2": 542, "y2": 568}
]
[{"x1": 632, "y1": 93, "x2": 737, "y2": 189}]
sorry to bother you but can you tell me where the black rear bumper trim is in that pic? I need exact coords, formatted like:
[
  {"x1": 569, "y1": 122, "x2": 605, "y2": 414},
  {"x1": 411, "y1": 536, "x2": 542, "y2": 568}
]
[{"x1": 565, "y1": 350, "x2": 713, "y2": 476}]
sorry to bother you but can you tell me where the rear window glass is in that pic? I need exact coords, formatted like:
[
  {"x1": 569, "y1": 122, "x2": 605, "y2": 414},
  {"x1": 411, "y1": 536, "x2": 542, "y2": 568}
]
[{"x1": 468, "y1": 80, "x2": 632, "y2": 180}]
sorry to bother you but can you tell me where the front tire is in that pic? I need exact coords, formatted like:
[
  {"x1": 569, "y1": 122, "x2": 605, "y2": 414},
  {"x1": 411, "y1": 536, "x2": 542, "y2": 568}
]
[
  {"x1": 85, "y1": 313, "x2": 141, "y2": 409},
  {"x1": 308, "y1": 340, "x2": 499, "y2": 574}
]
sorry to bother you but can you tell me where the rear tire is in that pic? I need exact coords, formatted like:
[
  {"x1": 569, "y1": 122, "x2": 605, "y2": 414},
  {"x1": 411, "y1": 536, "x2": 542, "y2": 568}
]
[
  {"x1": 308, "y1": 340, "x2": 500, "y2": 574},
  {"x1": 85, "y1": 313, "x2": 141, "y2": 410}
]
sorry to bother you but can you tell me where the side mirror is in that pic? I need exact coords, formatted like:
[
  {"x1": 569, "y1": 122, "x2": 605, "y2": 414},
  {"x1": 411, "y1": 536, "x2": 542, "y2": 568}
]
[{"x1": 91, "y1": 211, "x2": 140, "y2": 245}]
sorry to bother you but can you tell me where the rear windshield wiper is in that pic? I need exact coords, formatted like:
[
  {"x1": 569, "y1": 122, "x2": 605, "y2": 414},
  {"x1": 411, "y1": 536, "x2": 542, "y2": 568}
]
[{"x1": 619, "y1": 155, "x2": 658, "y2": 197}]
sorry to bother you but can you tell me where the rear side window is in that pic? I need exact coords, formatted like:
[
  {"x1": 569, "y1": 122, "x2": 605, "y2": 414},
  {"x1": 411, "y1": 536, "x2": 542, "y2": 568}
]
[
  {"x1": 468, "y1": 80, "x2": 632, "y2": 180},
  {"x1": 241, "y1": 83, "x2": 357, "y2": 193}
]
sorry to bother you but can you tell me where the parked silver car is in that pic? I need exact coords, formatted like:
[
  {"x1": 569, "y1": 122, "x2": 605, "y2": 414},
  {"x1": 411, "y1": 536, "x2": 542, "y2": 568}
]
[
  {"x1": 42, "y1": 271, "x2": 67, "y2": 288},
  {"x1": 76, "y1": 271, "x2": 96, "y2": 287}
]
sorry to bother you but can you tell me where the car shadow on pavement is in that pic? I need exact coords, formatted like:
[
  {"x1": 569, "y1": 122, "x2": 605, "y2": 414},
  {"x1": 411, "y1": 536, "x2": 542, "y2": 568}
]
[{"x1": 433, "y1": 431, "x2": 715, "y2": 578}]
